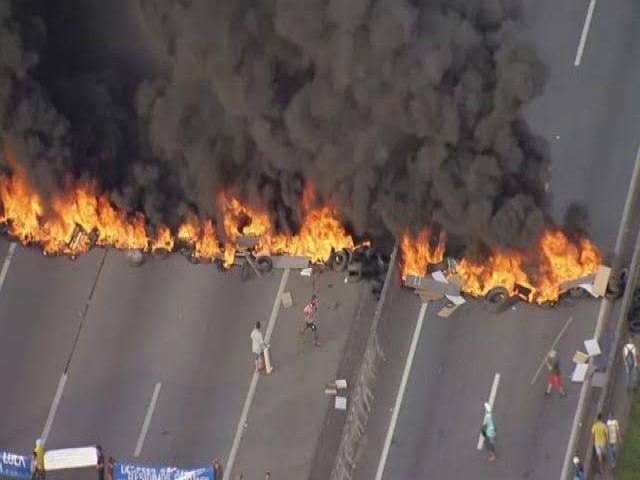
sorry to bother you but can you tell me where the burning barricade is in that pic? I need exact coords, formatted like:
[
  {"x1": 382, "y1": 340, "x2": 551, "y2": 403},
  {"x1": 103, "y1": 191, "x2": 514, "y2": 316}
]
[
  {"x1": 400, "y1": 228, "x2": 621, "y2": 313},
  {"x1": 0, "y1": 147, "x2": 620, "y2": 307},
  {"x1": 0, "y1": 159, "x2": 389, "y2": 286}
]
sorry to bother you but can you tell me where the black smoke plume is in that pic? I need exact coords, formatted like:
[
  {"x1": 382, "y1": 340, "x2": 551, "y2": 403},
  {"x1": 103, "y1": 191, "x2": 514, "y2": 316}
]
[{"x1": 0, "y1": 0, "x2": 549, "y2": 249}]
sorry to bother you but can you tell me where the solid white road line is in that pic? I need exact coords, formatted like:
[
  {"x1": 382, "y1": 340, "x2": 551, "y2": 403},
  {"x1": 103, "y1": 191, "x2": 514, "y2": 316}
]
[
  {"x1": 375, "y1": 302, "x2": 428, "y2": 480},
  {"x1": 574, "y1": 0, "x2": 597, "y2": 66},
  {"x1": 40, "y1": 373, "x2": 68, "y2": 444},
  {"x1": 134, "y1": 382, "x2": 162, "y2": 457},
  {"x1": 477, "y1": 373, "x2": 501, "y2": 450},
  {"x1": 223, "y1": 268, "x2": 290, "y2": 480},
  {"x1": 530, "y1": 316, "x2": 574, "y2": 385},
  {"x1": 0, "y1": 243, "x2": 17, "y2": 293}
]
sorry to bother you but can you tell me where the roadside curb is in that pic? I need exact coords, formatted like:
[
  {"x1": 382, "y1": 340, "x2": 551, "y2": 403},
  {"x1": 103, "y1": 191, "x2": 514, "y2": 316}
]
[
  {"x1": 583, "y1": 229, "x2": 640, "y2": 478},
  {"x1": 561, "y1": 145, "x2": 640, "y2": 480},
  {"x1": 330, "y1": 242, "x2": 399, "y2": 480}
]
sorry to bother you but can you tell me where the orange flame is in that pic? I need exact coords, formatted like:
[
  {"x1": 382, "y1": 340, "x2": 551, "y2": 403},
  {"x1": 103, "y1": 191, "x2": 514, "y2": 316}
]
[
  {"x1": 400, "y1": 229, "x2": 446, "y2": 279},
  {"x1": 218, "y1": 187, "x2": 357, "y2": 265},
  {"x1": 258, "y1": 187, "x2": 356, "y2": 263},
  {"x1": 0, "y1": 146, "x2": 602, "y2": 303},
  {"x1": 0, "y1": 149, "x2": 44, "y2": 245},
  {"x1": 176, "y1": 212, "x2": 221, "y2": 261},
  {"x1": 401, "y1": 228, "x2": 602, "y2": 303},
  {"x1": 0, "y1": 148, "x2": 358, "y2": 268},
  {"x1": 150, "y1": 225, "x2": 174, "y2": 253}
]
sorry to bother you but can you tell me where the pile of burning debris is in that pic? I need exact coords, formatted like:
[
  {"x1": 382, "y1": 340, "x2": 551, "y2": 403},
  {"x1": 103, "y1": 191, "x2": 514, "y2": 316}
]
[
  {"x1": 0, "y1": 148, "x2": 621, "y2": 310},
  {"x1": 2, "y1": 215, "x2": 390, "y2": 296},
  {"x1": 402, "y1": 254, "x2": 627, "y2": 315}
]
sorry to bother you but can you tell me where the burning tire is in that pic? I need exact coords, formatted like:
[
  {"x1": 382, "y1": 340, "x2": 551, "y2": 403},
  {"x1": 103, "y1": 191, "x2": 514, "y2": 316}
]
[
  {"x1": 124, "y1": 249, "x2": 145, "y2": 267},
  {"x1": 606, "y1": 268, "x2": 628, "y2": 298},
  {"x1": 485, "y1": 287, "x2": 509, "y2": 304},
  {"x1": 539, "y1": 300, "x2": 556, "y2": 309},
  {"x1": 330, "y1": 249, "x2": 350, "y2": 271},
  {"x1": 629, "y1": 316, "x2": 640, "y2": 334},
  {"x1": 153, "y1": 248, "x2": 170, "y2": 260},
  {"x1": 633, "y1": 288, "x2": 640, "y2": 308},
  {"x1": 187, "y1": 254, "x2": 201, "y2": 264},
  {"x1": 256, "y1": 255, "x2": 273, "y2": 273}
]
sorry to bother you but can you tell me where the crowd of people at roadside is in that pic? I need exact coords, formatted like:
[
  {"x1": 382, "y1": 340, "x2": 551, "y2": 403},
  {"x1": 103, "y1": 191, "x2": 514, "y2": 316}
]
[
  {"x1": 479, "y1": 337, "x2": 637, "y2": 479},
  {"x1": 28, "y1": 442, "x2": 268, "y2": 480},
  {"x1": 29, "y1": 442, "x2": 114, "y2": 480}
]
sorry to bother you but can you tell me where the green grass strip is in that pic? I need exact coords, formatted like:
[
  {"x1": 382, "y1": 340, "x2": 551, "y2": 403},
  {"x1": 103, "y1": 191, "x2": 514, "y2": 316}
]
[{"x1": 618, "y1": 394, "x2": 640, "y2": 479}]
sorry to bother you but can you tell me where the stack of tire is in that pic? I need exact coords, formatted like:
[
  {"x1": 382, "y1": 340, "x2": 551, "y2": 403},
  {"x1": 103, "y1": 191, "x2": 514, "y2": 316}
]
[
  {"x1": 628, "y1": 286, "x2": 640, "y2": 334},
  {"x1": 606, "y1": 268, "x2": 628, "y2": 300},
  {"x1": 329, "y1": 247, "x2": 389, "y2": 299}
]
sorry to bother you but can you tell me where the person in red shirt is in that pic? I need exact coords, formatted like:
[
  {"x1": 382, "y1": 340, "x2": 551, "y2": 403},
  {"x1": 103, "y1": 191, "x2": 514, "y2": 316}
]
[
  {"x1": 106, "y1": 456, "x2": 115, "y2": 480},
  {"x1": 300, "y1": 294, "x2": 320, "y2": 346},
  {"x1": 213, "y1": 458, "x2": 223, "y2": 479}
]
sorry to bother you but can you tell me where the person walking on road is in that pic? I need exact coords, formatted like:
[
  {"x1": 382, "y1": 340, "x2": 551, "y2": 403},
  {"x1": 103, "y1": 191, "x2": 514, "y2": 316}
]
[
  {"x1": 482, "y1": 402, "x2": 497, "y2": 462},
  {"x1": 213, "y1": 458, "x2": 223, "y2": 479},
  {"x1": 591, "y1": 413, "x2": 609, "y2": 474},
  {"x1": 623, "y1": 340, "x2": 637, "y2": 394},
  {"x1": 96, "y1": 445, "x2": 105, "y2": 480},
  {"x1": 34, "y1": 439, "x2": 45, "y2": 480},
  {"x1": 30, "y1": 451, "x2": 37, "y2": 480},
  {"x1": 544, "y1": 350, "x2": 567, "y2": 397},
  {"x1": 251, "y1": 322, "x2": 267, "y2": 371},
  {"x1": 606, "y1": 412, "x2": 622, "y2": 468},
  {"x1": 572, "y1": 456, "x2": 585, "y2": 480},
  {"x1": 300, "y1": 294, "x2": 320, "y2": 346},
  {"x1": 106, "y1": 457, "x2": 115, "y2": 480}
]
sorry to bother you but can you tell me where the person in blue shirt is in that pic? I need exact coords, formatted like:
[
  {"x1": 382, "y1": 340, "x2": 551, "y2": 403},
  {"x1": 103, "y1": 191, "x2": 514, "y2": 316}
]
[
  {"x1": 572, "y1": 456, "x2": 585, "y2": 480},
  {"x1": 482, "y1": 403, "x2": 497, "y2": 462}
]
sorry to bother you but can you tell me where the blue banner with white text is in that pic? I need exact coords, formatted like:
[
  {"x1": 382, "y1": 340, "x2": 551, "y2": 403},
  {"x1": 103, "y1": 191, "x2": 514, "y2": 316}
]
[
  {"x1": 114, "y1": 462, "x2": 214, "y2": 480},
  {"x1": 0, "y1": 451, "x2": 31, "y2": 478}
]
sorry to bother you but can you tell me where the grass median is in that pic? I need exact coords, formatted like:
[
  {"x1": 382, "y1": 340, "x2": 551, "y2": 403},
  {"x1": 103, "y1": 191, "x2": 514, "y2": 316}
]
[{"x1": 618, "y1": 393, "x2": 640, "y2": 479}]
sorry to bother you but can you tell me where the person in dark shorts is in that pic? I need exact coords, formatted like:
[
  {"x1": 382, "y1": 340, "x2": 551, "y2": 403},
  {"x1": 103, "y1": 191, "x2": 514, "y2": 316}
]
[
  {"x1": 213, "y1": 458, "x2": 223, "y2": 479},
  {"x1": 300, "y1": 294, "x2": 320, "y2": 346},
  {"x1": 482, "y1": 402, "x2": 497, "y2": 462},
  {"x1": 30, "y1": 451, "x2": 37, "y2": 480},
  {"x1": 106, "y1": 457, "x2": 115, "y2": 480},
  {"x1": 96, "y1": 445, "x2": 105, "y2": 480}
]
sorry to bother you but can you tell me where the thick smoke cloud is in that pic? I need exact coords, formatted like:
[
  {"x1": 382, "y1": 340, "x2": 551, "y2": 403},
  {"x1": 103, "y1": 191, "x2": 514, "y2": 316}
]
[{"x1": 0, "y1": 0, "x2": 550, "y2": 250}]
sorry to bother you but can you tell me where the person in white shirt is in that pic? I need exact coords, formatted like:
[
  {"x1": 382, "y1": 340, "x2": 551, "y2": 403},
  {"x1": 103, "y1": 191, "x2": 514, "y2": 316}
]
[
  {"x1": 606, "y1": 412, "x2": 622, "y2": 468},
  {"x1": 623, "y1": 340, "x2": 637, "y2": 394},
  {"x1": 250, "y1": 322, "x2": 266, "y2": 370}
]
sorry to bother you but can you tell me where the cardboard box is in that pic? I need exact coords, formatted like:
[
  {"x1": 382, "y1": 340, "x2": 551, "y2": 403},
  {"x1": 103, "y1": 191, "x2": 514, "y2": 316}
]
[
  {"x1": 438, "y1": 302, "x2": 462, "y2": 318},
  {"x1": 281, "y1": 291, "x2": 293, "y2": 309},
  {"x1": 593, "y1": 265, "x2": 612, "y2": 297},
  {"x1": 584, "y1": 339, "x2": 602, "y2": 357},
  {"x1": 571, "y1": 363, "x2": 589, "y2": 383},
  {"x1": 335, "y1": 396, "x2": 347, "y2": 410},
  {"x1": 572, "y1": 351, "x2": 589, "y2": 364},
  {"x1": 404, "y1": 275, "x2": 460, "y2": 296},
  {"x1": 417, "y1": 290, "x2": 443, "y2": 303},
  {"x1": 335, "y1": 379, "x2": 348, "y2": 389}
]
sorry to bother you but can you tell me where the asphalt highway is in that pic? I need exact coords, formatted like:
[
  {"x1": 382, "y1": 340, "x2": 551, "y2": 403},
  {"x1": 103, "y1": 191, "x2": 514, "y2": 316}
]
[
  {"x1": 0, "y1": 242, "x2": 379, "y2": 479},
  {"x1": 1, "y1": 2, "x2": 638, "y2": 480},
  {"x1": 353, "y1": 1, "x2": 640, "y2": 479}
]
